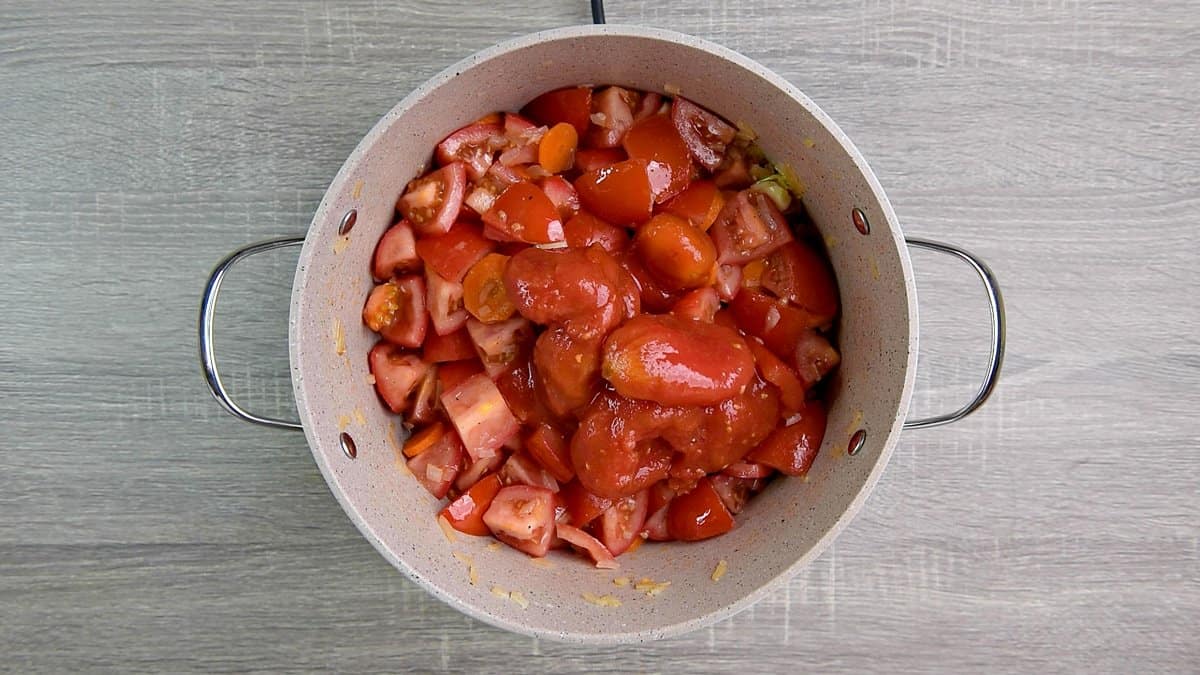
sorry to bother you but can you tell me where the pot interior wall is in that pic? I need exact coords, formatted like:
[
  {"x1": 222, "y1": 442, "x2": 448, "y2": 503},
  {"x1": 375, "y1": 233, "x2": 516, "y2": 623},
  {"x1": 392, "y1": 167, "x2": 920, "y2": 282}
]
[{"x1": 289, "y1": 26, "x2": 917, "y2": 642}]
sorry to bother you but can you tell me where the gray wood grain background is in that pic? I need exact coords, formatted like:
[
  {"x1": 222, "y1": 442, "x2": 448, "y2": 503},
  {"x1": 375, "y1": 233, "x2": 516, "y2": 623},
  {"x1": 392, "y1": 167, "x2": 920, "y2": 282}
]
[{"x1": 1, "y1": 0, "x2": 1196, "y2": 672}]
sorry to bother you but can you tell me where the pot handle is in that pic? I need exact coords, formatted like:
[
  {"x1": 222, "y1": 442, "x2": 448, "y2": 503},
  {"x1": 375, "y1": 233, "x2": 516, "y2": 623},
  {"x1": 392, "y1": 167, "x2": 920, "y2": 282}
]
[
  {"x1": 198, "y1": 237, "x2": 306, "y2": 430},
  {"x1": 902, "y1": 237, "x2": 1006, "y2": 430}
]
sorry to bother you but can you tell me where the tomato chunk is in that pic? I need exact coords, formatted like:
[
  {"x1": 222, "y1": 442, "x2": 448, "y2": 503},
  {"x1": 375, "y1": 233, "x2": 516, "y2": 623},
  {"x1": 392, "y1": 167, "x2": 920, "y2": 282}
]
[
  {"x1": 793, "y1": 329, "x2": 841, "y2": 388},
  {"x1": 407, "y1": 430, "x2": 464, "y2": 499},
  {"x1": 522, "y1": 86, "x2": 592, "y2": 136},
  {"x1": 415, "y1": 221, "x2": 495, "y2": 284},
  {"x1": 437, "y1": 359, "x2": 484, "y2": 394},
  {"x1": 498, "y1": 452, "x2": 560, "y2": 492},
  {"x1": 710, "y1": 474, "x2": 758, "y2": 515},
  {"x1": 710, "y1": 190, "x2": 794, "y2": 264},
  {"x1": 539, "y1": 175, "x2": 580, "y2": 220},
  {"x1": 670, "y1": 287, "x2": 720, "y2": 323},
  {"x1": 748, "y1": 400, "x2": 827, "y2": 476},
  {"x1": 372, "y1": 220, "x2": 420, "y2": 280},
  {"x1": 465, "y1": 316, "x2": 533, "y2": 378},
  {"x1": 407, "y1": 365, "x2": 441, "y2": 425},
  {"x1": 368, "y1": 342, "x2": 429, "y2": 414},
  {"x1": 483, "y1": 485, "x2": 557, "y2": 557},
  {"x1": 533, "y1": 327, "x2": 603, "y2": 417},
  {"x1": 493, "y1": 357, "x2": 554, "y2": 427},
  {"x1": 671, "y1": 97, "x2": 737, "y2": 171},
  {"x1": 455, "y1": 452, "x2": 506, "y2": 492},
  {"x1": 662, "y1": 180, "x2": 724, "y2": 231},
  {"x1": 762, "y1": 241, "x2": 839, "y2": 325},
  {"x1": 570, "y1": 393, "x2": 694, "y2": 498},
  {"x1": 574, "y1": 147, "x2": 627, "y2": 172},
  {"x1": 574, "y1": 159, "x2": 654, "y2": 226},
  {"x1": 634, "y1": 213, "x2": 717, "y2": 291},
  {"x1": 504, "y1": 246, "x2": 639, "y2": 340},
  {"x1": 440, "y1": 373, "x2": 520, "y2": 461},
  {"x1": 729, "y1": 289, "x2": 822, "y2": 359},
  {"x1": 559, "y1": 480, "x2": 613, "y2": 527},
  {"x1": 623, "y1": 112, "x2": 694, "y2": 202},
  {"x1": 601, "y1": 314, "x2": 755, "y2": 406},
  {"x1": 436, "y1": 122, "x2": 505, "y2": 181},
  {"x1": 440, "y1": 474, "x2": 503, "y2": 535},
  {"x1": 525, "y1": 423, "x2": 575, "y2": 483},
  {"x1": 398, "y1": 162, "x2": 466, "y2": 236},
  {"x1": 563, "y1": 211, "x2": 628, "y2": 252},
  {"x1": 599, "y1": 489, "x2": 649, "y2": 556},
  {"x1": 556, "y1": 523, "x2": 618, "y2": 569},
  {"x1": 586, "y1": 86, "x2": 635, "y2": 149},
  {"x1": 668, "y1": 376, "x2": 779, "y2": 484},
  {"x1": 723, "y1": 461, "x2": 775, "y2": 479},
  {"x1": 422, "y1": 327, "x2": 477, "y2": 363},
  {"x1": 667, "y1": 476, "x2": 735, "y2": 541},
  {"x1": 745, "y1": 336, "x2": 808, "y2": 413},
  {"x1": 363, "y1": 276, "x2": 427, "y2": 349},
  {"x1": 425, "y1": 267, "x2": 469, "y2": 336},
  {"x1": 482, "y1": 182, "x2": 565, "y2": 244}
]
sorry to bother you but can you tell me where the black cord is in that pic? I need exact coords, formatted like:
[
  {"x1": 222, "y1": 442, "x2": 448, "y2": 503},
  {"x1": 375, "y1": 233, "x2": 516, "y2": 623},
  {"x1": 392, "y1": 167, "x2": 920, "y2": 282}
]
[{"x1": 591, "y1": 0, "x2": 605, "y2": 24}]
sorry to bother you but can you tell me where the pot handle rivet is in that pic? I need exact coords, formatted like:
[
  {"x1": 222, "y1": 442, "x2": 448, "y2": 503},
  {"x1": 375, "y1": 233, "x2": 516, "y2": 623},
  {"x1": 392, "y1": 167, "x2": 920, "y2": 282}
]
[
  {"x1": 339, "y1": 432, "x2": 358, "y2": 459},
  {"x1": 847, "y1": 429, "x2": 866, "y2": 456},
  {"x1": 852, "y1": 207, "x2": 870, "y2": 235},
  {"x1": 338, "y1": 209, "x2": 357, "y2": 236},
  {"x1": 198, "y1": 237, "x2": 306, "y2": 430}
]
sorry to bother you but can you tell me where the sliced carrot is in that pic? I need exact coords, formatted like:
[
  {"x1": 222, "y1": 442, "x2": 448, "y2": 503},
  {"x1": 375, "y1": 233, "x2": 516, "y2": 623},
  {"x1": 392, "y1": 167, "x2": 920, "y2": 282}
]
[
  {"x1": 661, "y1": 180, "x2": 725, "y2": 231},
  {"x1": 538, "y1": 122, "x2": 579, "y2": 174},
  {"x1": 462, "y1": 253, "x2": 516, "y2": 323},
  {"x1": 742, "y1": 259, "x2": 765, "y2": 289},
  {"x1": 403, "y1": 421, "x2": 446, "y2": 458}
]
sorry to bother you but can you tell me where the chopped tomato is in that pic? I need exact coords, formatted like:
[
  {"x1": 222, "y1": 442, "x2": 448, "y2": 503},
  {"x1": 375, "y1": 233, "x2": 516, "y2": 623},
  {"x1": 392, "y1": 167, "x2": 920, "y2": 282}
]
[
  {"x1": 533, "y1": 327, "x2": 603, "y2": 418},
  {"x1": 462, "y1": 253, "x2": 516, "y2": 324},
  {"x1": 484, "y1": 161, "x2": 531, "y2": 189},
  {"x1": 440, "y1": 372, "x2": 520, "y2": 462},
  {"x1": 661, "y1": 180, "x2": 724, "y2": 231},
  {"x1": 667, "y1": 375, "x2": 779, "y2": 481},
  {"x1": 465, "y1": 316, "x2": 533, "y2": 378},
  {"x1": 498, "y1": 452, "x2": 560, "y2": 491},
  {"x1": 671, "y1": 97, "x2": 737, "y2": 171},
  {"x1": 617, "y1": 250, "x2": 681, "y2": 312},
  {"x1": 722, "y1": 461, "x2": 774, "y2": 479},
  {"x1": 793, "y1": 330, "x2": 841, "y2": 388},
  {"x1": 493, "y1": 357, "x2": 554, "y2": 427},
  {"x1": 424, "y1": 267, "x2": 468, "y2": 336},
  {"x1": 503, "y1": 112, "x2": 541, "y2": 143},
  {"x1": 440, "y1": 474, "x2": 503, "y2": 536},
  {"x1": 538, "y1": 122, "x2": 579, "y2": 174},
  {"x1": 372, "y1": 220, "x2": 420, "y2": 280},
  {"x1": 574, "y1": 147, "x2": 627, "y2": 172},
  {"x1": 556, "y1": 523, "x2": 618, "y2": 569},
  {"x1": 714, "y1": 146, "x2": 754, "y2": 189},
  {"x1": 623, "y1": 112, "x2": 694, "y2": 202},
  {"x1": 563, "y1": 211, "x2": 628, "y2": 252},
  {"x1": 574, "y1": 159, "x2": 654, "y2": 226},
  {"x1": 633, "y1": 91, "x2": 663, "y2": 121},
  {"x1": 709, "y1": 190, "x2": 794, "y2": 264},
  {"x1": 363, "y1": 276, "x2": 427, "y2": 349},
  {"x1": 539, "y1": 175, "x2": 580, "y2": 220},
  {"x1": 642, "y1": 505, "x2": 672, "y2": 541},
  {"x1": 525, "y1": 424, "x2": 574, "y2": 483},
  {"x1": 745, "y1": 336, "x2": 807, "y2": 413},
  {"x1": 559, "y1": 480, "x2": 613, "y2": 527},
  {"x1": 397, "y1": 162, "x2": 466, "y2": 236},
  {"x1": 407, "y1": 430, "x2": 464, "y2": 499},
  {"x1": 483, "y1": 485, "x2": 557, "y2": 557},
  {"x1": 670, "y1": 287, "x2": 720, "y2": 323},
  {"x1": 455, "y1": 452, "x2": 505, "y2": 492},
  {"x1": 601, "y1": 314, "x2": 755, "y2": 406},
  {"x1": 437, "y1": 358, "x2": 484, "y2": 393},
  {"x1": 422, "y1": 327, "x2": 477, "y2": 363},
  {"x1": 598, "y1": 489, "x2": 649, "y2": 556},
  {"x1": 522, "y1": 86, "x2": 592, "y2": 136},
  {"x1": 436, "y1": 122, "x2": 505, "y2": 181},
  {"x1": 713, "y1": 263, "x2": 743, "y2": 301},
  {"x1": 403, "y1": 422, "x2": 445, "y2": 458},
  {"x1": 634, "y1": 213, "x2": 717, "y2": 290},
  {"x1": 407, "y1": 365, "x2": 440, "y2": 424},
  {"x1": 742, "y1": 258, "x2": 765, "y2": 289},
  {"x1": 586, "y1": 86, "x2": 635, "y2": 148},
  {"x1": 414, "y1": 220, "x2": 495, "y2": 283},
  {"x1": 667, "y1": 476, "x2": 735, "y2": 541},
  {"x1": 482, "y1": 182, "x2": 565, "y2": 244},
  {"x1": 729, "y1": 289, "x2": 821, "y2": 359},
  {"x1": 504, "y1": 246, "x2": 639, "y2": 340},
  {"x1": 747, "y1": 400, "x2": 827, "y2": 476},
  {"x1": 570, "y1": 394, "x2": 691, "y2": 498},
  {"x1": 762, "y1": 241, "x2": 839, "y2": 325},
  {"x1": 710, "y1": 474, "x2": 756, "y2": 515}
]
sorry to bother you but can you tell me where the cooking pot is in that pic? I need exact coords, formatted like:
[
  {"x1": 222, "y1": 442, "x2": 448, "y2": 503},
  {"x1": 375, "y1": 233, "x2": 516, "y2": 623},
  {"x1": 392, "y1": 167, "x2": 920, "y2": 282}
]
[{"x1": 198, "y1": 24, "x2": 1004, "y2": 643}]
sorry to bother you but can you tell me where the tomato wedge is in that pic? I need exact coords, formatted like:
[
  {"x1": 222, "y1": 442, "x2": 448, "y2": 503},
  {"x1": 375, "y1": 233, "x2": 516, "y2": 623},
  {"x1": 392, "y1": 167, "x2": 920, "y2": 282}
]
[
  {"x1": 793, "y1": 329, "x2": 841, "y2": 388},
  {"x1": 586, "y1": 86, "x2": 635, "y2": 149},
  {"x1": 670, "y1": 286, "x2": 720, "y2": 323},
  {"x1": 559, "y1": 480, "x2": 613, "y2": 528},
  {"x1": 623, "y1": 112, "x2": 694, "y2": 202},
  {"x1": 424, "y1": 268, "x2": 468, "y2": 337},
  {"x1": 747, "y1": 400, "x2": 827, "y2": 476},
  {"x1": 557, "y1": 523, "x2": 618, "y2": 569},
  {"x1": 415, "y1": 221, "x2": 494, "y2": 284},
  {"x1": 539, "y1": 175, "x2": 580, "y2": 220},
  {"x1": 563, "y1": 211, "x2": 628, "y2": 252},
  {"x1": 671, "y1": 96, "x2": 737, "y2": 171},
  {"x1": 407, "y1": 430, "x2": 465, "y2": 499},
  {"x1": 483, "y1": 485, "x2": 557, "y2": 557},
  {"x1": 407, "y1": 365, "x2": 440, "y2": 425},
  {"x1": 482, "y1": 182, "x2": 565, "y2": 244},
  {"x1": 436, "y1": 122, "x2": 505, "y2": 181},
  {"x1": 465, "y1": 316, "x2": 533, "y2": 378},
  {"x1": 440, "y1": 372, "x2": 520, "y2": 461},
  {"x1": 574, "y1": 147, "x2": 627, "y2": 172},
  {"x1": 363, "y1": 276, "x2": 428, "y2": 349},
  {"x1": 598, "y1": 489, "x2": 649, "y2": 556},
  {"x1": 440, "y1": 474, "x2": 503, "y2": 535},
  {"x1": 745, "y1": 336, "x2": 807, "y2": 413},
  {"x1": 762, "y1": 241, "x2": 839, "y2": 325},
  {"x1": 709, "y1": 190, "x2": 794, "y2": 265},
  {"x1": 667, "y1": 476, "x2": 735, "y2": 541},
  {"x1": 524, "y1": 423, "x2": 575, "y2": 483},
  {"x1": 398, "y1": 162, "x2": 466, "y2": 236},
  {"x1": 729, "y1": 289, "x2": 822, "y2": 359},
  {"x1": 372, "y1": 220, "x2": 420, "y2": 280},
  {"x1": 422, "y1": 327, "x2": 477, "y2": 363},
  {"x1": 367, "y1": 341, "x2": 429, "y2": 414},
  {"x1": 661, "y1": 179, "x2": 724, "y2": 231},
  {"x1": 498, "y1": 452, "x2": 560, "y2": 492},
  {"x1": 522, "y1": 86, "x2": 592, "y2": 136},
  {"x1": 574, "y1": 159, "x2": 654, "y2": 226}
]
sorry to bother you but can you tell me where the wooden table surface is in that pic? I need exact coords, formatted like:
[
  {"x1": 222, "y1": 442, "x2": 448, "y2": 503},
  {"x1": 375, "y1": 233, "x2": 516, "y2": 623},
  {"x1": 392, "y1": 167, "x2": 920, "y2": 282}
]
[{"x1": 2, "y1": 1, "x2": 1196, "y2": 672}]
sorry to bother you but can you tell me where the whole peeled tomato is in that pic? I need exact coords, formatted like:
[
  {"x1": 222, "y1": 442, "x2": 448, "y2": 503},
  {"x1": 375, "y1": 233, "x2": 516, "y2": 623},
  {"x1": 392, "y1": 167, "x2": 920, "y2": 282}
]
[
  {"x1": 503, "y1": 245, "x2": 639, "y2": 340},
  {"x1": 601, "y1": 314, "x2": 755, "y2": 406},
  {"x1": 633, "y1": 213, "x2": 717, "y2": 291}
]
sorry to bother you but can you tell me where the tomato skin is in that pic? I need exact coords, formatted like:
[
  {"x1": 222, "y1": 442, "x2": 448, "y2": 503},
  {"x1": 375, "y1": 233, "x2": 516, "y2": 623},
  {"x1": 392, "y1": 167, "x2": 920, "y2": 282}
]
[
  {"x1": 793, "y1": 329, "x2": 841, "y2": 388},
  {"x1": 483, "y1": 485, "x2": 558, "y2": 557},
  {"x1": 670, "y1": 287, "x2": 720, "y2": 323},
  {"x1": 559, "y1": 480, "x2": 613, "y2": 527},
  {"x1": 493, "y1": 357, "x2": 555, "y2": 427},
  {"x1": 372, "y1": 220, "x2": 420, "y2": 280},
  {"x1": 522, "y1": 86, "x2": 592, "y2": 136},
  {"x1": 368, "y1": 341, "x2": 429, "y2": 414},
  {"x1": 525, "y1": 423, "x2": 575, "y2": 483},
  {"x1": 709, "y1": 190, "x2": 794, "y2": 264},
  {"x1": 574, "y1": 159, "x2": 654, "y2": 226},
  {"x1": 563, "y1": 211, "x2": 629, "y2": 253},
  {"x1": 729, "y1": 289, "x2": 822, "y2": 359},
  {"x1": 622, "y1": 113, "x2": 694, "y2": 202},
  {"x1": 533, "y1": 327, "x2": 603, "y2": 418},
  {"x1": 398, "y1": 162, "x2": 467, "y2": 236},
  {"x1": 425, "y1": 267, "x2": 469, "y2": 336},
  {"x1": 422, "y1": 327, "x2": 477, "y2": 363},
  {"x1": 436, "y1": 122, "x2": 505, "y2": 181},
  {"x1": 504, "y1": 246, "x2": 639, "y2": 340},
  {"x1": 722, "y1": 461, "x2": 774, "y2": 479},
  {"x1": 574, "y1": 147, "x2": 627, "y2": 172},
  {"x1": 363, "y1": 276, "x2": 428, "y2": 349},
  {"x1": 437, "y1": 359, "x2": 484, "y2": 394},
  {"x1": 440, "y1": 372, "x2": 521, "y2": 462},
  {"x1": 598, "y1": 489, "x2": 649, "y2": 556},
  {"x1": 667, "y1": 476, "x2": 735, "y2": 541},
  {"x1": 440, "y1": 474, "x2": 503, "y2": 535},
  {"x1": 762, "y1": 241, "x2": 839, "y2": 325},
  {"x1": 601, "y1": 314, "x2": 755, "y2": 406},
  {"x1": 407, "y1": 430, "x2": 465, "y2": 499},
  {"x1": 661, "y1": 180, "x2": 724, "y2": 231},
  {"x1": 745, "y1": 336, "x2": 808, "y2": 413},
  {"x1": 634, "y1": 213, "x2": 717, "y2": 291},
  {"x1": 556, "y1": 523, "x2": 618, "y2": 569},
  {"x1": 671, "y1": 97, "x2": 737, "y2": 171},
  {"x1": 465, "y1": 317, "x2": 533, "y2": 378},
  {"x1": 482, "y1": 182, "x2": 565, "y2": 244},
  {"x1": 415, "y1": 221, "x2": 495, "y2": 284},
  {"x1": 666, "y1": 376, "x2": 779, "y2": 491},
  {"x1": 748, "y1": 400, "x2": 828, "y2": 476}
]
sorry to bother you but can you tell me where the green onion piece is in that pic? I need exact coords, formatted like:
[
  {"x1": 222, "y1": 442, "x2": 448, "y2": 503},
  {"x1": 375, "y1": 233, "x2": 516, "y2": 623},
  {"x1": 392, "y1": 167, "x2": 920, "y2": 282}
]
[{"x1": 751, "y1": 179, "x2": 792, "y2": 211}]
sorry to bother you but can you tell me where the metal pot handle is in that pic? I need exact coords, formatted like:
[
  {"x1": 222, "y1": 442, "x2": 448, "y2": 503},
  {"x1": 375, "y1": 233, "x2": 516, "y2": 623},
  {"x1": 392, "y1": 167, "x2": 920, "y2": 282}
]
[
  {"x1": 902, "y1": 237, "x2": 1006, "y2": 429},
  {"x1": 198, "y1": 237, "x2": 306, "y2": 430}
]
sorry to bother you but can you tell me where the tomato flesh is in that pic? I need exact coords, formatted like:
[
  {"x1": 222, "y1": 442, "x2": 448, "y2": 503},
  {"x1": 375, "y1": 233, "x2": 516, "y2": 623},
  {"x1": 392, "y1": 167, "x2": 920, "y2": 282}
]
[
  {"x1": 745, "y1": 336, "x2": 808, "y2": 413},
  {"x1": 398, "y1": 162, "x2": 466, "y2": 236},
  {"x1": 440, "y1": 474, "x2": 503, "y2": 535},
  {"x1": 671, "y1": 97, "x2": 737, "y2": 171},
  {"x1": 440, "y1": 373, "x2": 520, "y2": 462},
  {"x1": 598, "y1": 489, "x2": 649, "y2": 556},
  {"x1": 729, "y1": 289, "x2": 821, "y2": 359},
  {"x1": 748, "y1": 400, "x2": 828, "y2": 475},
  {"x1": 415, "y1": 220, "x2": 494, "y2": 284},
  {"x1": 559, "y1": 480, "x2": 613, "y2": 527},
  {"x1": 574, "y1": 159, "x2": 654, "y2": 226},
  {"x1": 556, "y1": 523, "x2": 618, "y2": 569},
  {"x1": 667, "y1": 476, "x2": 735, "y2": 541},
  {"x1": 525, "y1": 423, "x2": 575, "y2": 483},
  {"x1": 363, "y1": 276, "x2": 428, "y2": 349},
  {"x1": 662, "y1": 180, "x2": 723, "y2": 230},
  {"x1": 762, "y1": 241, "x2": 839, "y2": 325},
  {"x1": 482, "y1": 182, "x2": 565, "y2": 244},
  {"x1": 425, "y1": 268, "x2": 469, "y2": 336},
  {"x1": 372, "y1": 220, "x2": 420, "y2": 280},
  {"x1": 623, "y1": 113, "x2": 694, "y2": 202},
  {"x1": 368, "y1": 341, "x2": 429, "y2": 414},
  {"x1": 522, "y1": 86, "x2": 592, "y2": 136},
  {"x1": 436, "y1": 122, "x2": 505, "y2": 181},
  {"x1": 407, "y1": 430, "x2": 465, "y2": 499},
  {"x1": 793, "y1": 329, "x2": 841, "y2": 388},
  {"x1": 670, "y1": 287, "x2": 720, "y2": 323},
  {"x1": 465, "y1": 317, "x2": 533, "y2": 378},
  {"x1": 422, "y1": 327, "x2": 477, "y2": 363},
  {"x1": 498, "y1": 452, "x2": 560, "y2": 492},
  {"x1": 483, "y1": 485, "x2": 557, "y2": 557},
  {"x1": 710, "y1": 190, "x2": 794, "y2": 264}
]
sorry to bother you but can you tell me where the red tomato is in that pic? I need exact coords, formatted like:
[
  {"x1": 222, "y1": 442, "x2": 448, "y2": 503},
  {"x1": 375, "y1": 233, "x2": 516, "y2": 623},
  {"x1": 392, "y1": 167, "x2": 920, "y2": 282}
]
[
  {"x1": 482, "y1": 485, "x2": 558, "y2": 557},
  {"x1": 407, "y1": 430, "x2": 465, "y2": 499},
  {"x1": 556, "y1": 523, "x2": 618, "y2": 569},
  {"x1": 633, "y1": 91, "x2": 663, "y2": 121},
  {"x1": 714, "y1": 146, "x2": 754, "y2": 189},
  {"x1": 482, "y1": 182, "x2": 565, "y2": 244},
  {"x1": 747, "y1": 400, "x2": 827, "y2": 476},
  {"x1": 574, "y1": 159, "x2": 654, "y2": 226},
  {"x1": 436, "y1": 122, "x2": 505, "y2": 181},
  {"x1": 465, "y1": 317, "x2": 533, "y2": 378},
  {"x1": 522, "y1": 86, "x2": 592, "y2": 136},
  {"x1": 667, "y1": 477, "x2": 735, "y2": 541},
  {"x1": 424, "y1": 267, "x2": 468, "y2": 336},
  {"x1": 559, "y1": 480, "x2": 613, "y2": 527},
  {"x1": 367, "y1": 341, "x2": 429, "y2": 414},
  {"x1": 440, "y1": 474, "x2": 503, "y2": 535},
  {"x1": 525, "y1": 423, "x2": 575, "y2": 483},
  {"x1": 762, "y1": 241, "x2": 839, "y2": 325},
  {"x1": 745, "y1": 336, "x2": 808, "y2": 413},
  {"x1": 538, "y1": 175, "x2": 580, "y2": 220},
  {"x1": 397, "y1": 162, "x2": 466, "y2": 236},
  {"x1": 713, "y1": 263, "x2": 743, "y2": 301},
  {"x1": 667, "y1": 375, "x2": 779, "y2": 486},
  {"x1": 623, "y1": 113, "x2": 694, "y2": 202},
  {"x1": 671, "y1": 97, "x2": 737, "y2": 171},
  {"x1": 455, "y1": 452, "x2": 506, "y2": 492},
  {"x1": 563, "y1": 211, "x2": 629, "y2": 253},
  {"x1": 723, "y1": 461, "x2": 775, "y2": 479},
  {"x1": 661, "y1": 180, "x2": 724, "y2": 231},
  {"x1": 616, "y1": 250, "x2": 681, "y2": 312},
  {"x1": 570, "y1": 393, "x2": 696, "y2": 498},
  {"x1": 601, "y1": 314, "x2": 755, "y2": 406},
  {"x1": 533, "y1": 327, "x2": 603, "y2": 418},
  {"x1": 586, "y1": 86, "x2": 635, "y2": 148},
  {"x1": 710, "y1": 474, "x2": 757, "y2": 515},
  {"x1": 504, "y1": 246, "x2": 639, "y2": 340},
  {"x1": 498, "y1": 452, "x2": 560, "y2": 492},
  {"x1": 437, "y1": 359, "x2": 484, "y2": 394},
  {"x1": 415, "y1": 221, "x2": 495, "y2": 284},
  {"x1": 634, "y1": 213, "x2": 717, "y2": 290},
  {"x1": 793, "y1": 330, "x2": 841, "y2": 388},
  {"x1": 709, "y1": 190, "x2": 794, "y2": 264},
  {"x1": 670, "y1": 287, "x2": 720, "y2": 323},
  {"x1": 729, "y1": 289, "x2": 822, "y2": 359},
  {"x1": 422, "y1": 327, "x2": 477, "y2": 363},
  {"x1": 493, "y1": 357, "x2": 555, "y2": 427},
  {"x1": 574, "y1": 147, "x2": 627, "y2": 173},
  {"x1": 372, "y1": 220, "x2": 420, "y2": 280},
  {"x1": 599, "y1": 489, "x2": 649, "y2": 556},
  {"x1": 407, "y1": 366, "x2": 441, "y2": 425},
  {"x1": 440, "y1": 373, "x2": 520, "y2": 462},
  {"x1": 642, "y1": 505, "x2": 672, "y2": 541},
  {"x1": 362, "y1": 276, "x2": 428, "y2": 348}
]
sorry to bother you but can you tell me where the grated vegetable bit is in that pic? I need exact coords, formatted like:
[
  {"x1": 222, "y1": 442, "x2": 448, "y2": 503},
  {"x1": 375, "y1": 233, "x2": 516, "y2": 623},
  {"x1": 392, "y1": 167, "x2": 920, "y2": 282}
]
[
  {"x1": 824, "y1": 234, "x2": 839, "y2": 250},
  {"x1": 534, "y1": 240, "x2": 569, "y2": 250},
  {"x1": 487, "y1": 541, "x2": 502, "y2": 552},
  {"x1": 337, "y1": 414, "x2": 351, "y2": 431},
  {"x1": 365, "y1": 374, "x2": 376, "y2": 385},
  {"x1": 529, "y1": 557, "x2": 555, "y2": 568},
  {"x1": 452, "y1": 551, "x2": 479, "y2": 586},
  {"x1": 491, "y1": 585, "x2": 509, "y2": 598},
  {"x1": 437, "y1": 515, "x2": 458, "y2": 543},
  {"x1": 582, "y1": 592, "x2": 622, "y2": 608},
  {"x1": 352, "y1": 408, "x2": 366, "y2": 426},
  {"x1": 734, "y1": 120, "x2": 758, "y2": 144},
  {"x1": 634, "y1": 578, "x2": 671, "y2": 596},
  {"x1": 612, "y1": 577, "x2": 630, "y2": 587},
  {"x1": 333, "y1": 236, "x2": 351, "y2": 255},
  {"x1": 332, "y1": 318, "x2": 346, "y2": 356},
  {"x1": 711, "y1": 560, "x2": 729, "y2": 581},
  {"x1": 663, "y1": 83, "x2": 682, "y2": 96},
  {"x1": 509, "y1": 591, "x2": 530, "y2": 609},
  {"x1": 352, "y1": 180, "x2": 364, "y2": 199}
]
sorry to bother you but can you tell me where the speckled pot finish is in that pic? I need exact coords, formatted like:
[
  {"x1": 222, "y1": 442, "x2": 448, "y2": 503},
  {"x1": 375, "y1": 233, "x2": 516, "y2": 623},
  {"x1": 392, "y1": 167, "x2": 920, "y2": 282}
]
[{"x1": 288, "y1": 25, "x2": 918, "y2": 643}]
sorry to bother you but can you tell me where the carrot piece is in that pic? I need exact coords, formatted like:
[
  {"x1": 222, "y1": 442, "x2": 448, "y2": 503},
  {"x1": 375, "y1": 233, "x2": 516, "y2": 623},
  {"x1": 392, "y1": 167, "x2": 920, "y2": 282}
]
[
  {"x1": 742, "y1": 259, "x2": 765, "y2": 289},
  {"x1": 538, "y1": 122, "x2": 579, "y2": 174},
  {"x1": 403, "y1": 421, "x2": 446, "y2": 458},
  {"x1": 462, "y1": 253, "x2": 516, "y2": 323}
]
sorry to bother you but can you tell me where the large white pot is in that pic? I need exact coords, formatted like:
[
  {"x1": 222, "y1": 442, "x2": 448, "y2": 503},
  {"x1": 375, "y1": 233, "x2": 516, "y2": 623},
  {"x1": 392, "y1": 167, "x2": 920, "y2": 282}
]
[{"x1": 199, "y1": 24, "x2": 1004, "y2": 643}]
